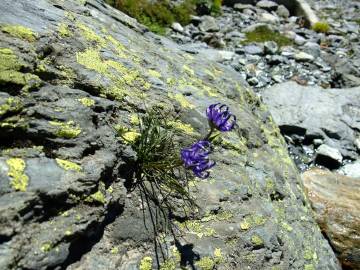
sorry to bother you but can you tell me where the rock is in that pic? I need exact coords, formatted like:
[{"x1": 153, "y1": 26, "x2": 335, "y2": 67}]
[
  {"x1": 0, "y1": 0, "x2": 342, "y2": 269},
  {"x1": 199, "y1": 15, "x2": 220, "y2": 32},
  {"x1": 171, "y1": 22, "x2": 184, "y2": 33},
  {"x1": 303, "y1": 42, "x2": 321, "y2": 58},
  {"x1": 256, "y1": 0, "x2": 278, "y2": 11},
  {"x1": 302, "y1": 168, "x2": 360, "y2": 269},
  {"x1": 243, "y1": 44, "x2": 264, "y2": 55},
  {"x1": 262, "y1": 82, "x2": 360, "y2": 164},
  {"x1": 315, "y1": 144, "x2": 343, "y2": 168},
  {"x1": 233, "y1": 3, "x2": 254, "y2": 11},
  {"x1": 264, "y1": 41, "x2": 278, "y2": 54},
  {"x1": 339, "y1": 160, "x2": 360, "y2": 178},
  {"x1": 294, "y1": 52, "x2": 315, "y2": 62},
  {"x1": 294, "y1": 35, "x2": 306, "y2": 45},
  {"x1": 276, "y1": 5, "x2": 290, "y2": 18},
  {"x1": 259, "y1": 12, "x2": 280, "y2": 24}
]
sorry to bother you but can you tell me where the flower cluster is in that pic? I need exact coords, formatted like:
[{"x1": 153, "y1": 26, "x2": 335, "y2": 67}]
[
  {"x1": 181, "y1": 141, "x2": 215, "y2": 179},
  {"x1": 181, "y1": 103, "x2": 236, "y2": 179}
]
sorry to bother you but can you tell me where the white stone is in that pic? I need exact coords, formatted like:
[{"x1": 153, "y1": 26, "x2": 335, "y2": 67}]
[{"x1": 171, "y1": 22, "x2": 183, "y2": 33}]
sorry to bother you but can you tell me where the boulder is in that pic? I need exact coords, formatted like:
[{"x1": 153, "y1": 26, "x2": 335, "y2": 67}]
[
  {"x1": 302, "y1": 168, "x2": 360, "y2": 269},
  {"x1": 262, "y1": 82, "x2": 360, "y2": 166},
  {"x1": 256, "y1": 0, "x2": 278, "y2": 11},
  {"x1": 0, "y1": 0, "x2": 340, "y2": 269}
]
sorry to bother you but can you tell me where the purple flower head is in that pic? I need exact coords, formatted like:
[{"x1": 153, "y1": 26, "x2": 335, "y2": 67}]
[
  {"x1": 181, "y1": 140, "x2": 215, "y2": 179},
  {"x1": 206, "y1": 103, "x2": 236, "y2": 132}
]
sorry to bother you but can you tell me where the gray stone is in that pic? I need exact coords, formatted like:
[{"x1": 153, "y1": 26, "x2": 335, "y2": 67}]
[
  {"x1": 264, "y1": 41, "x2": 278, "y2": 54},
  {"x1": 262, "y1": 82, "x2": 360, "y2": 161},
  {"x1": 316, "y1": 144, "x2": 343, "y2": 166},
  {"x1": 303, "y1": 42, "x2": 321, "y2": 58},
  {"x1": 234, "y1": 3, "x2": 254, "y2": 11},
  {"x1": 243, "y1": 44, "x2": 264, "y2": 55},
  {"x1": 171, "y1": 22, "x2": 184, "y2": 33},
  {"x1": 276, "y1": 5, "x2": 290, "y2": 18},
  {"x1": 199, "y1": 15, "x2": 220, "y2": 32},
  {"x1": 339, "y1": 160, "x2": 360, "y2": 178},
  {"x1": 256, "y1": 0, "x2": 278, "y2": 11},
  {"x1": 259, "y1": 12, "x2": 280, "y2": 24},
  {"x1": 294, "y1": 51, "x2": 315, "y2": 62},
  {"x1": 294, "y1": 35, "x2": 306, "y2": 45}
]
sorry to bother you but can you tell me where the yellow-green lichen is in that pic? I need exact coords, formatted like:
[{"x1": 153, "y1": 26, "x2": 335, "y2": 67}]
[
  {"x1": 251, "y1": 234, "x2": 264, "y2": 246},
  {"x1": 179, "y1": 220, "x2": 215, "y2": 238},
  {"x1": 240, "y1": 215, "x2": 267, "y2": 230},
  {"x1": 110, "y1": 247, "x2": 119, "y2": 254},
  {"x1": 168, "y1": 120, "x2": 195, "y2": 134},
  {"x1": 304, "y1": 264, "x2": 315, "y2": 270},
  {"x1": 78, "y1": 97, "x2": 95, "y2": 107},
  {"x1": 168, "y1": 93, "x2": 194, "y2": 109},
  {"x1": 49, "y1": 120, "x2": 81, "y2": 139},
  {"x1": 201, "y1": 211, "x2": 233, "y2": 222},
  {"x1": 85, "y1": 190, "x2": 106, "y2": 204},
  {"x1": 240, "y1": 220, "x2": 251, "y2": 230},
  {"x1": 41, "y1": 242, "x2": 52, "y2": 252},
  {"x1": 0, "y1": 97, "x2": 22, "y2": 117},
  {"x1": 6, "y1": 158, "x2": 29, "y2": 192},
  {"x1": 195, "y1": 257, "x2": 215, "y2": 270},
  {"x1": 214, "y1": 248, "x2": 224, "y2": 264},
  {"x1": 0, "y1": 47, "x2": 41, "y2": 90},
  {"x1": 76, "y1": 22, "x2": 106, "y2": 47},
  {"x1": 130, "y1": 114, "x2": 140, "y2": 125},
  {"x1": 140, "y1": 256, "x2": 153, "y2": 270},
  {"x1": 182, "y1": 65, "x2": 195, "y2": 76},
  {"x1": 76, "y1": 48, "x2": 146, "y2": 100},
  {"x1": 56, "y1": 158, "x2": 82, "y2": 172},
  {"x1": 148, "y1": 69, "x2": 161, "y2": 78},
  {"x1": 281, "y1": 222, "x2": 293, "y2": 232},
  {"x1": 58, "y1": 22, "x2": 71, "y2": 37},
  {"x1": 115, "y1": 125, "x2": 140, "y2": 143},
  {"x1": 1, "y1": 24, "x2": 37, "y2": 42}
]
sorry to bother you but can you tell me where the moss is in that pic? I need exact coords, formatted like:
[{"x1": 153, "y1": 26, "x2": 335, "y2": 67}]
[
  {"x1": 41, "y1": 242, "x2": 52, "y2": 252},
  {"x1": 140, "y1": 256, "x2": 153, "y2": 270},
  {"x1": 0, "y1": 97, "x2": 22, "y2": 117},
  {"x1": 76, "y1": 22, "x2": 106, "y2": 46},
  {"x1": 312, "y1": 21, "x2": 330, "y2": 33},
  {"x1": 251, "y1": 234, "x2": 264, "y2": 246},
  {"x1": 6, "y1": 158, "x2": 29, "y2": 192},
  {"x1": 1, "y1": 24, "x2": 37, "y2": 42},
  {"x1": 49, "y1": 120, "x2": 82, "y2": 139},
  {"x1": 58, "y1": 22, "x2": 71, "y2": 37},
  {"x1": 195, "y1": 257, "x2": 215, "y2": 270},
  {"x1": 78, "y1": 97, "x2": 95, "y2": 107},
  {"x1": 242, "y1": 25, "x2": 292, "y2": 47},
  {"x1": 56, "y1": 158, "x2": 82, "y2": 172},
  {"x1": 168, "y1": 93, "x2": 194, "y2": 109}
]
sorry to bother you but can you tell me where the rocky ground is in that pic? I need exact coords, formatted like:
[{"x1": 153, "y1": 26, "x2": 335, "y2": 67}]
[{"x1": 168, "y1": 0, "x2": 360, "y2": 89}]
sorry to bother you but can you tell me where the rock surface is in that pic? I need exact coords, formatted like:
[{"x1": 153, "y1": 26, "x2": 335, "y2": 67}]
[
  {"x1": 262, "y1": 81, "x2": 360, "y2": 170},
  {"x1": 0, "y1": 0, "x2": 341, "y2": 270},
  {"x1": 302, "y1": 168, "x2": 360, "y2": 269}
]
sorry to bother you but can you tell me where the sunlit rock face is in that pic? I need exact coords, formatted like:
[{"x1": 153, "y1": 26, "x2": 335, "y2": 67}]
[
  {"x1": 302, "y1": 168, "x2": 360, "y2": 270},
  {"x1": 0, "y1": 0, "x2": 340, "y2": 269}
]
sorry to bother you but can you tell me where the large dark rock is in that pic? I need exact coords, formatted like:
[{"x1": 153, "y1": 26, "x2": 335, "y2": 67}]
[{"x1": 0, "y1": 0, "x2": 340, "y2": 269}]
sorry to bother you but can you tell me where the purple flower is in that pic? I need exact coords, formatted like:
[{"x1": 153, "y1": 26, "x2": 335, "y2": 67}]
[
  {"x1": 181, "y1": 140, "x2": 215, "y2": 179},
  {"x1": 206, "y1": 103, "x2": 236, "y2": 132}
]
